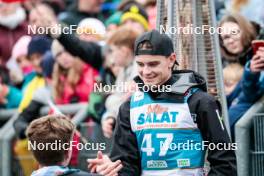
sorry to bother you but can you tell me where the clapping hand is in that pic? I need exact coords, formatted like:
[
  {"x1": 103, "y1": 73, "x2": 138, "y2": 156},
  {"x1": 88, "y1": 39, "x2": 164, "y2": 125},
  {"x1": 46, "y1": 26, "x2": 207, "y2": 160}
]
[{"x1": 87, "y1": 151, "x2": 123, "y2": 176}]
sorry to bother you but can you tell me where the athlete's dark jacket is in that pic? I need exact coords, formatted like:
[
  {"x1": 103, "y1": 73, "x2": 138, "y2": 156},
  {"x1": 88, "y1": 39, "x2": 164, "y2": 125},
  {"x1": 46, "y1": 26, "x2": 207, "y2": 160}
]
[{"x1": 110, "y1": 70, "x2": 237, "y2": 176}]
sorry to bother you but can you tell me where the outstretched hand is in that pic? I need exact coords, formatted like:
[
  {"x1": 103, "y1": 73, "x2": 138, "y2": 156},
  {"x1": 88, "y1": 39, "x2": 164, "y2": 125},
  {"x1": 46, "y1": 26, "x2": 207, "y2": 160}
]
[{"x1": 87, "y1": 151, "x2": 123, "y2": 176}]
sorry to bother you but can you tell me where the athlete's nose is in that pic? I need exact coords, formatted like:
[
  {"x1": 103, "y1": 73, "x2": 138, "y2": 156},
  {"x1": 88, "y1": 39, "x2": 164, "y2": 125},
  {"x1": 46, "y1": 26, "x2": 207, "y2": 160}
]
[{"x1": 142, "y1": 65, "x2": 152, "y2": 76}]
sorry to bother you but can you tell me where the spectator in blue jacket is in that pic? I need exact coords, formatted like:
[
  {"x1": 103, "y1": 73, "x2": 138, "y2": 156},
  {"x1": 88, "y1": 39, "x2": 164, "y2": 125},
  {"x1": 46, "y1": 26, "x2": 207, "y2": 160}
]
[
  {"x1": 229, "y1": 46, "x2": 264, "y2": 139},
  {"x1": 219, "y1": 13, "x2": 264, "y2": 139},
  {"x1": 242, "y1": 46, "x2": 264, "y2": 101}
]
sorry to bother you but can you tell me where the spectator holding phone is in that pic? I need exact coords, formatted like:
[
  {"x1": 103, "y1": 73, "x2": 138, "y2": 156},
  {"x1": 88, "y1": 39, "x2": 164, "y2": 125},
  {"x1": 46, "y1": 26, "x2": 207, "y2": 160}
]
[
  {"x1": 228, "y1": 45, "x2": 264, "y2": 140},
  {"x1": 242, "y1": 45, "x2": 264, "y2": 102},
  {"x1": 219, "y1": 13, "x2": 264, "y2": 139},
  {"x1": 219, "y1": 13, "x2": 261, "y2": 67}
]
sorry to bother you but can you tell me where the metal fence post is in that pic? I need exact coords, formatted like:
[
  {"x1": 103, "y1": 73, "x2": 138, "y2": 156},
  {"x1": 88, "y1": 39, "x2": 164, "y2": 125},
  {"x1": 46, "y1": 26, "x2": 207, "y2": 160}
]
[
  {"x1": 0, "y1": 113, "x2": 19, "y2": 176},
  {"x1": 235, "y1": 96, "x2": 264, "y2": 176}
]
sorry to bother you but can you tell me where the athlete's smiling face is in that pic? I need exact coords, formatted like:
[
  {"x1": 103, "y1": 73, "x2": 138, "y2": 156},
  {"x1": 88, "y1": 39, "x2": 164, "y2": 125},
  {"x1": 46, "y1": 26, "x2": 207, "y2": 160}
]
[{"x1": 135, "y1": 54, "x2": 176, "y2": 86}]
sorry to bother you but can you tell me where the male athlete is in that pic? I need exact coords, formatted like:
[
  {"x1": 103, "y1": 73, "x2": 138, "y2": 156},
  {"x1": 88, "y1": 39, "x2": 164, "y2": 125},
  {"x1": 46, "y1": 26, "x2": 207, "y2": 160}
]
[{"x1": 88, "y1": 30, "x2": 237, "y2": 176}]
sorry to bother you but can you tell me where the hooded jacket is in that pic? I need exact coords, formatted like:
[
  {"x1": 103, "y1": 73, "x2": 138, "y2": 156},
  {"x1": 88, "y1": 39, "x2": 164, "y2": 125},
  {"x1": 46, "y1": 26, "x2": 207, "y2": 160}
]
[{"x1": 109, "y1": 70, "x2": 237, "y2": 176}]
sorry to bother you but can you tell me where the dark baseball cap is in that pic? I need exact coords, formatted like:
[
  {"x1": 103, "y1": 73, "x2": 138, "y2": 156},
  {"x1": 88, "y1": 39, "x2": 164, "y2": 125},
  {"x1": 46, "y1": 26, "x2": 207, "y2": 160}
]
[{"x1": 134, "y1": 29, "x2": 174, "y2": 57}]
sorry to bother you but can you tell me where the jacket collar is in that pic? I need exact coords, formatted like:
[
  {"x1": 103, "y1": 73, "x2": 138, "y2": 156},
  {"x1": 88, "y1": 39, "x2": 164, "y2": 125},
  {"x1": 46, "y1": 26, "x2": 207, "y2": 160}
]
[{"x1": 133, "y1": 70, "x2": 207, "y2": 101}]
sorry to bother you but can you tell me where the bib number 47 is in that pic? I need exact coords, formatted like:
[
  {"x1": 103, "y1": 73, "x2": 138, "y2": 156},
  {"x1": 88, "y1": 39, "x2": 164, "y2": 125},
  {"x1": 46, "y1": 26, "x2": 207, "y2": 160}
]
[{"x1": 141, "y1": 133, "x2": 173, "y2": 156}]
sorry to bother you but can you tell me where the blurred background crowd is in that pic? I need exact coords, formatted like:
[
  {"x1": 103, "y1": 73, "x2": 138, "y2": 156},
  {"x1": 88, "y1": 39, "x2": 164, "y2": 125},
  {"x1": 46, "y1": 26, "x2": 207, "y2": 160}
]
[{"x1": 0, "y1": 0, "x2": 264, "y2": 175}]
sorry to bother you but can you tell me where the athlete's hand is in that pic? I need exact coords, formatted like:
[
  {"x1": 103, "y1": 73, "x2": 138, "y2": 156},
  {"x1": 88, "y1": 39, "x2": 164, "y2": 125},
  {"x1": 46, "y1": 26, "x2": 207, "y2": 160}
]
[
  {"x1": 102, "y1": 117, "x2": 115, "y2": 138},
  {"x1": 87, "y1": 151, "x2": 123, "y2": 176}
]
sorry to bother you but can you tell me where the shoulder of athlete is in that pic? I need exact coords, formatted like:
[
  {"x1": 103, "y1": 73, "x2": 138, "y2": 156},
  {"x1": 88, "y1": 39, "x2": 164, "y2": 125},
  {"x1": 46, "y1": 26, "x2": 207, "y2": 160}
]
[{"x1": 188, "y1": 89, "x2": 220, "y2": 108}]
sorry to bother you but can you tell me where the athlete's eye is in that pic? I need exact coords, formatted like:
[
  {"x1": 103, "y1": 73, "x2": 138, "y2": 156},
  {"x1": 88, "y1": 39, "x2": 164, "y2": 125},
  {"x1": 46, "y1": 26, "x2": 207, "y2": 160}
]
[
  {"x1": 148, "y1": 62, "x2": 159, "y2": 67},
  {"x1": 136, "y1": 62, "x2": 144, "y2": 67}
]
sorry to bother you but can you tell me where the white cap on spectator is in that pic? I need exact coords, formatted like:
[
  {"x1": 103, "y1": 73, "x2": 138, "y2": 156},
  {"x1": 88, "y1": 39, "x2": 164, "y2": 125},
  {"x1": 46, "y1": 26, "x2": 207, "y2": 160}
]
[{"x1": 77, "y1": 18, "x2": 106, "y2": 39}]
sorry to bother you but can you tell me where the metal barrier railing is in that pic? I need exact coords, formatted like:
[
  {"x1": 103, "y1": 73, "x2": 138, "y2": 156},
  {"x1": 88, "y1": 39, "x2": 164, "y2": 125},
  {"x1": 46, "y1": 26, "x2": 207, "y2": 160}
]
[
  {"x1": 0, "y1": 112, "x2": 19, "y2": 176},
  {"x1": 0, "y1": 103, "x2": 87, "y2": 176},
  {"x1": 0, "y1": 109, "x2": 18, "y2": 122},
  {"x1": 0, "y1": 103, "x2": 88, "y2": 125},
  {"x1": 71, "y1": 106, "x2": 88, "y2": 125},
  {"x1": 251, "y1": 114, "x2": 264, "y2": 176},
  {"x1": 235, "y1": 96, "x2": 264, "y2": 176}
]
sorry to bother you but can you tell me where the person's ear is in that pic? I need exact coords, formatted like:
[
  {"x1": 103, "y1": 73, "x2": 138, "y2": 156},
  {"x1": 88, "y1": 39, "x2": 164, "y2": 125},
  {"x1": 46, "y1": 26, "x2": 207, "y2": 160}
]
[
  {"x1": 62, "y1": 146, "x2": 72, "y2": 166},
  {"x1": 168, "y1": 53, "x2": 176, "y2": 68}
]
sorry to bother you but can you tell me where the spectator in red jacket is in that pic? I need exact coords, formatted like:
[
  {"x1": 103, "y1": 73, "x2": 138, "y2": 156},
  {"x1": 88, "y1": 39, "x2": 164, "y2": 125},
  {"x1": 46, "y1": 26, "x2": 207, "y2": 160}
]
[{"x1": 51, "y1": 40, "x2": 99, "y2": 104}]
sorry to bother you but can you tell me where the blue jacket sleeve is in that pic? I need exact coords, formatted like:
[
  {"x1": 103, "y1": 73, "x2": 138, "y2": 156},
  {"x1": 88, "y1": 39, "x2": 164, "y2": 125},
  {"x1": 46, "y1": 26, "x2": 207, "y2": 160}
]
[
  {"x1": 242, "y1": 61, "x2": 264, "y2": 102},
  {"x1": 5, "y1": 86, "x2": 22, "y2": 109}
]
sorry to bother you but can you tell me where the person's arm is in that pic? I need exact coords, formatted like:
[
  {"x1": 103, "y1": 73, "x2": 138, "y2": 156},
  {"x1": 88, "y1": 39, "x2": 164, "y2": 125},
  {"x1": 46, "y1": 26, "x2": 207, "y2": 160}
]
[
  {"x1": 188, "y1": 91, "x2": 237, "y2": 176},
  {"x1": 242, "y1": 61, "x2": 263, "y2": 102},
  {"x1": 13, "y1": 100, "x2": 44, "y2": 139},
  {"x1": 56, "y1": 31, "x2": 103, "y2": 70},
  {"x1": 242, "y1": 47, "x2": 264, "y2": 102},
  {"x1": 34, "y1": 6, "x2": 103, "y2": 70},
  {"x1": 110, "y1": 100, "x2": 141, "y2": 176},
  {"x1": 101, "y1": 93, "x2": 124, "y2": 138}
]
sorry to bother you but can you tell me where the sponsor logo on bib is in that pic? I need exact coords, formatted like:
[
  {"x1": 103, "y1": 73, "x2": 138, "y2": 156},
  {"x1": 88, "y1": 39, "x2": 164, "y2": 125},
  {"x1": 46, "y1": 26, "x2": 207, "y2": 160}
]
[
  {"x1": 147, "y1": 160, "x2": 168, "y2": 168},
  {"x1": 177, "y1": 159, "x2": 190, "y2": 167}
]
